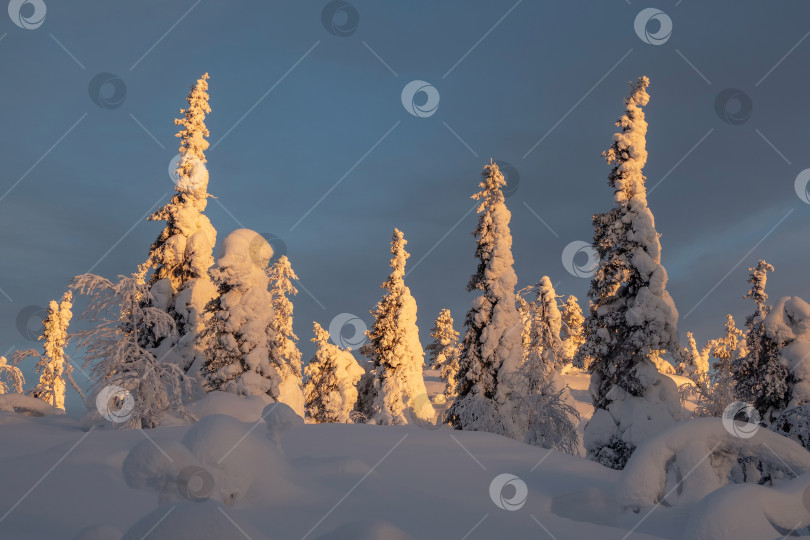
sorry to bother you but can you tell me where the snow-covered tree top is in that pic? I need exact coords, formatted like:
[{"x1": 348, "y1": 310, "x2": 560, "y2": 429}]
[
  {"x1": 604, "y1": 76, "x2": 650, "y2": 206},
  {"x1": 175, "y1": 73, "x2": 211, "y2": 165},
  {"x1": 216, "y1": 228, "x2": 274, "y2": 285},
  {"x1": 744, "y1": 260, "x2": 774, "y2": 320}
]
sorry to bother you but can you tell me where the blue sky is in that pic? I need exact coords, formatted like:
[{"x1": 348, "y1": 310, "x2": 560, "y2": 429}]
[{"x1": 2, "y1": 0, "x2": 810, "y2": 413}]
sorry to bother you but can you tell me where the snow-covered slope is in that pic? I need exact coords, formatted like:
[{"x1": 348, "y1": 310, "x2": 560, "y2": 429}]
[{"x1": 0, "y1": 368, "x2": 759, "y2": 540}]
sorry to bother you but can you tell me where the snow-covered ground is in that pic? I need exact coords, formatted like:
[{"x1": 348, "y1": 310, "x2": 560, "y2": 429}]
[{"x1": 3, "y1": 368, "x2": 804, "y2": 540}]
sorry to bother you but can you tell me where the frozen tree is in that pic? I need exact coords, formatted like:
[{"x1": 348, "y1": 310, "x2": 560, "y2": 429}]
[
  {"x1": 72, "y1": 266, "x2": 193, "y2": 428},
  {"x1": 147, "y1": 73, "x2": 217, "y2": 374},
  {"x1": 691, "y1": 315, "x2": 744, "y2": 418},
  {"x1": 678, "y1": 332, "x2": 710, "y2": 384},
  {"x1": 426, "y1": 309, "x2": 459, "y2": 369},
  {"x1": 201, "y1": 229, "x2": 303, "y2": 413},
  {"x1": 732, "y1": 261, "x2": 788, "y2": 425},
  {"x1": 425, "y1": 309, "x2": 461, "y2": 399},
  {"x1": 522, "y1": 277, "x2": 565, "y2": 377},
  {"x1": 359, "y1": 229, "x2": 434, "y2": 425},
  {"x1": 445, "y1": 161, "x2": 522, "y2": 435},
  {"x1": 577, "y1": 77, "x2": 682, "y2": 470},
  {"x1": 13, "y1": 291, "x2": 82, "y2": 410},
  {"x1": 0, "y1": 356, "x2": 24, "y2": 395},
  {"x1": 267, "y1": 255, "x2": 304, "y2": 416},
  {"x1": 304, "y1": 322, "x2": 365, "y2": 423},
  {"x1": 561, "y1": 295, "x2": 586, "y2": 365},
  {"x1": 504, "y1": 277, "x2": 580, "y2": 451}
]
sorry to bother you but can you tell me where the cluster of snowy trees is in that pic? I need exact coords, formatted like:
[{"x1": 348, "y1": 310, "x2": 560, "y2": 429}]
[{"x1": 3, "y1": 73, "x2": 808, "y2": 473}]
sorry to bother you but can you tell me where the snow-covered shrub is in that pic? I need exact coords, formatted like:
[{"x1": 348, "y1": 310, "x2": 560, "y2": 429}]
[
  {"x1": 576, "y1": 76, "x2": 682, "y2": 470},
  {"x1": 359, "y1": 229, "x2": 434, "y2": 425},
  {"x1": 681, "y1": 473, "x2": 810, "y2": 540},
  {"x1": 72, "y1": 268, "x2": 193, "y2": 428},
  {"x1": 305, "y1": 322, "x2": 365, "y2": 423},
  {"x1": 0, "y1": 356, "x2": 24, "y2": 395},
  {"x1": 616, "y1": 417, "x2": 810, "y2": 513}
]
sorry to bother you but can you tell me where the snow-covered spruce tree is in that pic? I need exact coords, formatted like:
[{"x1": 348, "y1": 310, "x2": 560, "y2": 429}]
[
  {"x1": 425, "y1": 309, "x2": 461, "y2": 399},
  {"x1": 147, "y1": 73, "x2": 217, "y2": 374},
  {"x1": 0, "y1": 356, "x2": 24, "y2": 394},
  {"x1": 677, "y1": 332, "x2": 710, "y2": 384},
  {"x1": 13, "y1": 291, "x2": 82, "y2": 410},
  {"x1": 505, "y1": 277, "x2": 580, "y2": 452},
  {"x1": 445, "y1": 161, "x2": 522, "y2": 435},
  {"x1": 359, "y1": 229, "x2": 434, "y2": 425},
  {"x1": 200, "y1": 230, "x2": 304, "y2": 413},
  {"x1": 72, "y1": 266, "x2": 192, "y2": 428},
  {"x1": 576, "y1": 77, "x2": 681, "y2": 470},
  {"x1": 304, "y1": 322, "x2": 365, "y2": 423},
  {"x1": 561, "y1": 295, "x2": 585, "y2": 365},
  {"x1": 426, "y1": 309, "x2": 459, "y2": 370},
  {"x1": 266, "y1": 255, "x2": 304, "y2": 416},
  {"x1": 732, "y1": 260, "x2": 789, "y2": 425}
]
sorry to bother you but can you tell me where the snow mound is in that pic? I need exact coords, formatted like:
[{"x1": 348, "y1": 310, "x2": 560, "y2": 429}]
[
  {"x1": 682, "y1": 473, "x2": 810, "y2": 540},
  {"x1": 124, "y1": 414, "x2": 297, "y2": 507},
  {"x1": 0, "y1": 394, "x2": 65, "y2": 417},
  {"x1": 617, "y1": 417, "x2": 810, "y2": 511},
  {"x1": 187, "y1": 391, "x2": 270, "y2": 423},
  {"x1": 315, "y1": 519, "x2": 415, "y2": 540},
  {"x1": 121, "y1": 501, "x2": 270, "y2": 540},
  {"x1": 264, "y1": 402, "x2": 304, "y2": 446}
]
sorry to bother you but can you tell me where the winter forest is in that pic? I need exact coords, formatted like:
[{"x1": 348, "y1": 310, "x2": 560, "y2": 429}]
[{"x1": 4, "y1": 2, "x2": 810, "y2": 539}]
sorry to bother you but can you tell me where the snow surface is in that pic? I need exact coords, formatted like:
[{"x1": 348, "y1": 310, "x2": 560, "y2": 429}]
[{"x1": 2, "y1": 370, "x2": 803, "y2": 539}]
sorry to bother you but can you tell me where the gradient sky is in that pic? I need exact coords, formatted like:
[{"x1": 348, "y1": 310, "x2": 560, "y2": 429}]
[{"x1": 2, "y1": 0, "x2": 810, "y2": 414}]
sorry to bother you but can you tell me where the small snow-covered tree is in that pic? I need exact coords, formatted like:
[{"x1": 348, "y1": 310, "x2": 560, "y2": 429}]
[
  {"x1": 560, "y1": 295, "x2": 585, "y2": 365},
  {"x1": 13, "y1": 291, "x2": 82, "y2": 410},
  {"x1": 201, "y1": 229, "x2": 303, "y2": 413},
  {"x1": 359, "y1": 229, "x2": 434, "y2": 425},
  {"x1": 267, "y1": 255, "x2": 304, "y2": 416},
  {"x1": 147, "y1": 73, "x2": 217, "y2": 374},
  {"x1": 732, "y1": 261, "x2": 788, "y2": 425},
  {"x1": 505, "y1": 277, "x2": 580, "y2": 452},
  {"x1": 0, "y1": 356, "x2": 24, "y2": 394},
  {"x1": 426, "y1": 309, "x2": 459, "y2": 370},
  {"x1": 678, "y1": 332, "x2": 710, "y2": 384},
  {"x1": 425, "y1": 309, "x2": 461, "y2": 399},
  {"x1": 72, "y1": 266, "x2": 192, "y2": 428},
  {"x1": 692, "y1": 315, "x2": 743, "y2": 418},
  {"x1": 576, "y1": 77, "x2": 682, "y2": 470},
  {"x1": 445, "y1": 161, "x2": 522, "y2": 435},
  {"x1": 304, "y1": 322, "x2": 365, "y2": 423}
]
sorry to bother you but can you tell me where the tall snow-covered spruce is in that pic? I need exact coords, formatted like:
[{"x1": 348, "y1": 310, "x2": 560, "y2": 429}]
[
  {"x1": 267, "y1": 255, "x2": 304, "y2": 416},
  {"x1": 445, "y1": 161, "x2": 522, "y2": 434},
  {"x1": 200, "y1": 230, "x2": 304, "y2": 415},
  {"x1": 577, "y1": 77, "x2": 681, "y2": 470},
  {"x1": 359, "y1": 229, "x2": 434, "y2": 425},
  {"x1": 147, "y1": 73, "x2": 217, "y2": 375},
  {"x1": 14, "y1": 291, "x2": 82, "y2": 410},
  {"x1": 304, "y1": 322, "x2": 365, "y2": 423}
]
